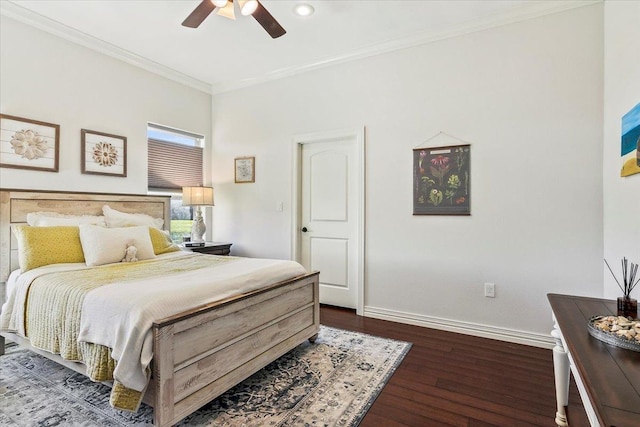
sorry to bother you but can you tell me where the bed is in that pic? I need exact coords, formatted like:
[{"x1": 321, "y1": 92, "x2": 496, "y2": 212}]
[{"x1": 0, "y1": 189, "x2": 320, "y2": 427}]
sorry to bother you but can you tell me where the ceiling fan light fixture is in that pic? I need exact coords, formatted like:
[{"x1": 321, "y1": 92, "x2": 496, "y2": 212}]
[
  {"x1": 293, "y1": 3, "x2": 314, "y2": 17},
  {"x1": 211, "y1": 0, "x2": 228, "y2": 7},
  {"x1": 183, "y1": 0, "x2": 285, "y2": 38},
  {"x1": 238, "y1": 0, "x2": 259, "y2": 16},
  {"x1": 216, "y1": 0, "x2": 236, "y2": 19}
]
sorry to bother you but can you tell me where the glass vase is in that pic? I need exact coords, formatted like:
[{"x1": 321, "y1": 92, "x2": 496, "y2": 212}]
[{"x1": 617, "y1": 297, "x2": 638, "y2": 319}]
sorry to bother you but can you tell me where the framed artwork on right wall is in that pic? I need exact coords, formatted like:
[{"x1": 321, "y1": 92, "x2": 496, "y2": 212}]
[{"x1": 621, "y1": 102, "x2": 640, "y2": 177}]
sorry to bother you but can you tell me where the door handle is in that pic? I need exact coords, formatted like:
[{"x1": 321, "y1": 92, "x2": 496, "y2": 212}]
[{"x1": 301, "y1": 227, "x2": 308, "y2": 232}]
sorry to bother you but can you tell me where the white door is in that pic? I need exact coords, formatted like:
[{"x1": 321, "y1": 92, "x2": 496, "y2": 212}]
[{"x1": 295, "y1": 129, "x2": 364, "y2": 311}]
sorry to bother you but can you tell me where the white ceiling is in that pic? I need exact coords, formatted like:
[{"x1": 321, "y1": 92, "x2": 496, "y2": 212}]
[{"x1": 1, "y1": 0, "x2": 595, "y2": 94}]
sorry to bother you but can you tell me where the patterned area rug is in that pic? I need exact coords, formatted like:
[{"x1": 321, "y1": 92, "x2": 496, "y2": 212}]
[{"x1": 0, "y1": 326, "x2": 410, "y2": 426}]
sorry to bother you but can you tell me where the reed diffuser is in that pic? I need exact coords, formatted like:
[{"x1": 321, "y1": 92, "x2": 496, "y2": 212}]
[{"x1": 604, "y1": 257, "x2": 639, "y2": 318}]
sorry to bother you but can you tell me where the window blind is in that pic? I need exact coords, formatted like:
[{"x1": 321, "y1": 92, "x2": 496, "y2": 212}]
[{"x1": 148, "y1": 138, "x2": 203, "y2": 191}]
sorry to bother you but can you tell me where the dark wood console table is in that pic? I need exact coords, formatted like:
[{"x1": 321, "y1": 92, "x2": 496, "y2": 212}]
[{"x1": 548, "y1": 294, "x2": 640, "y2": 427}]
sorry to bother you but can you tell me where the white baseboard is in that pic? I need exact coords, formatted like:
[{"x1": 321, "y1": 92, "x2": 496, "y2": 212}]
[{"x1": 363, "y1": 306, "x2": 554, "y2": 349}]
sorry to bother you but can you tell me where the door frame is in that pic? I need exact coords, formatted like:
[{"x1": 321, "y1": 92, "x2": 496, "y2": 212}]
[{"x1": 291, "y1": 127, "x2": 365, "y2": 315}]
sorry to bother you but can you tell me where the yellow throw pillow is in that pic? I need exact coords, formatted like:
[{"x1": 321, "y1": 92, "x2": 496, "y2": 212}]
[
  {"x1": 149, "y1": 227, "x2": 180, "y2": 255},
  {"x1": 12, "y1": 225, "x2": 85, "y2": 272}
]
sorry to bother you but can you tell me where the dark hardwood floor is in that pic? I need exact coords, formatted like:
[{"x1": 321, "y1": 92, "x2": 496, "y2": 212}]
[{"x1": 320, "y1": 305, "x2": 589, "y2": 427}]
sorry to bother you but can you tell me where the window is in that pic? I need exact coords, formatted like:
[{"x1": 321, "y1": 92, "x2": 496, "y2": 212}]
[
  {"x1": 168, "y1": 198, "x2": 193, "y2": 242},
  {"x1": 147, "y1": 123, "x2": 204, "y2": 191},
  {"x1": 147, "y1": 123, "x2": 205, "y2": 242}
]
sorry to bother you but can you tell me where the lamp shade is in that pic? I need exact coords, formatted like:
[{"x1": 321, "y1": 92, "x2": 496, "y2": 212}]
[{"x1": 182, "y1": 186, "x2": 214, "y2": 206}]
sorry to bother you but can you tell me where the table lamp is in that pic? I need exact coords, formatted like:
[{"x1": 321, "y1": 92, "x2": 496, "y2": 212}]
[{"x1": 182, "y1": 186, "x2": 214, "y2": 244}]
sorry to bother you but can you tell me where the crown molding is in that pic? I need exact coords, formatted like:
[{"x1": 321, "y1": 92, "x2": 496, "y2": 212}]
[
  {"x1": 0, "y1": 1, "x2": 212, "y2": 94},
  {"x1": 211, "y1": 0, "x2": 602, "y2": 94}
]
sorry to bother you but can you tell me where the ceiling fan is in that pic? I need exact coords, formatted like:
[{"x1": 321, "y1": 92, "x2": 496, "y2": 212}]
[{"x1": 182, "y1": 0, "x2": 286, "y2": 39}]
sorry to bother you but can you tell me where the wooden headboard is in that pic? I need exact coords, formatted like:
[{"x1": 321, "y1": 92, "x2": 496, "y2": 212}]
[{"x1": 0, "y1": 189, "x2": 171, "y2": 282}]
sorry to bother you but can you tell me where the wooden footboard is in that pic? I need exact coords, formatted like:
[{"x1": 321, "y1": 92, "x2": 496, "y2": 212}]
[{"x1": 150, "y1": 271, "x2": 320, "y2": 427}]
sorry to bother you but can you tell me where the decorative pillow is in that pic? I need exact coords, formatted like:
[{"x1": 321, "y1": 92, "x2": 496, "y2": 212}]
[
  {"x1": 79, "y1": 224, "x2": 156, "y2": 267},
  {"x1": 102, "y1": 205, "x2": 164, "y2": 229},
  {"x1": 11, "y1": 225, "x2": 85, "y2": 272},
  {"x1": 149, "y1": 227, "x2": 180, "y2": 255},
  {"x1": 27, "y1": 211, "x2": 106, "y2": 227}
]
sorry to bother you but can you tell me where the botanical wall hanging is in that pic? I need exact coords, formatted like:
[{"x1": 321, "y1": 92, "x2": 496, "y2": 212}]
[
  {"x1": 81, "y1": 129, "x2": 127, "y2": 177},
  {"x1": 0, "y1": 113, "x2": 60, "y2": 172},
  {"x1": 413, "y1": 135, "x2": 470, "y2": 215},
  {"x1": 620, "y1": 101, "x2": 640, "y2": 177}
]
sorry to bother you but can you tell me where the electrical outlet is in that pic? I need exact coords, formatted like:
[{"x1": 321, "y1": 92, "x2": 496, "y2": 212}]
[{"x1": 484, "y1": 283, "x2": 495, "y2": 298}]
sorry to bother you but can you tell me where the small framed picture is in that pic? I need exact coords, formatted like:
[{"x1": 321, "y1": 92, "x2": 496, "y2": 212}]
[
  {"x1": 81, "y1": 129, "x2": 127, "y2": 177},
  {"x1": 235, "y1": 156, "x2": 255, "y2": 183},
  {"x1": 0, "y1": 113, "x2": 60, "y2": 172}
]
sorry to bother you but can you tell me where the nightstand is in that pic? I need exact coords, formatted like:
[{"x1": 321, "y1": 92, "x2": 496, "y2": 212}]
[{"x1": 181, "y1": 242, "x2": 232, "y2": 256}]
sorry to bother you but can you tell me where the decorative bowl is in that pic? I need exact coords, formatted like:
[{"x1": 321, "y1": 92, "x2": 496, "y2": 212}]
[{"x1": 587, "y1": 315, "x2": 640, "y2": 353}]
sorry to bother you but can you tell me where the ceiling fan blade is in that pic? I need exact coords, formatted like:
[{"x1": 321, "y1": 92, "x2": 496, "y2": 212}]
[
  {"x1": 182, "y1": 0, "x2": 216, "y2": 28},
  {"x1": 252, "y1": 2, "x2": 286, "y2": 39}
]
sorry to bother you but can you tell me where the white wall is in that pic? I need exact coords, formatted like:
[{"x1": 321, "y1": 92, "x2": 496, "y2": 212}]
[
  {"x1": 602, "y1": 1, "x2": 640, "y2": 299},
  {"x1": 212, "y1": 4, "x2": 604, "y2": 342},
  {"x1": 0, "y1": 16, "x2": 212, "y2": 195}
]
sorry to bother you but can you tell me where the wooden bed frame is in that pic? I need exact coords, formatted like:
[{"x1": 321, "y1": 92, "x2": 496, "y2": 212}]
[{"x1": 0, "y1": 189, "x2": 320, "y2": 427}]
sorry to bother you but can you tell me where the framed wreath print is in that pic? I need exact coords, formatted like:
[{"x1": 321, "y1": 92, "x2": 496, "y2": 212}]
[
  {"x1": 413, "y1": 144, "x2": 470, "y2": 215},
  {"x1": 235, "y1": 156, "x2": 255, "y2": 183},
  {"x1": 0, "y1": 113, "x2": 60, "y2": 172},
  {"x1": 81, "y1": 129, "x2": 127, "y2": 177}
]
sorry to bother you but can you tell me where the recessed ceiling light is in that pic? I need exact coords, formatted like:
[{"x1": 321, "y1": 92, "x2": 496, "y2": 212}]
[{"x1": 293, "y1": 3, "x2": 315, "y2": 17}]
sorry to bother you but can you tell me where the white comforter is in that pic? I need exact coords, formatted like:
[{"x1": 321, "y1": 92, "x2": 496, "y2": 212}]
[{"x1": 1, "y1": 252, "x2": 307, "y2": 394}]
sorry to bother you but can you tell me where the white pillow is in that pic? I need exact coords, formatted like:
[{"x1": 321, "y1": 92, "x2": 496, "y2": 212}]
[
  {"x1": 27, "y1": 211, "x2": 106, "y2": 227},
  {"x1": 79, "y1": 224, "x2": 156, "y2": 267},
  {"x1": 102, "y1": 205, "x2": 164, "y2": 229}
]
